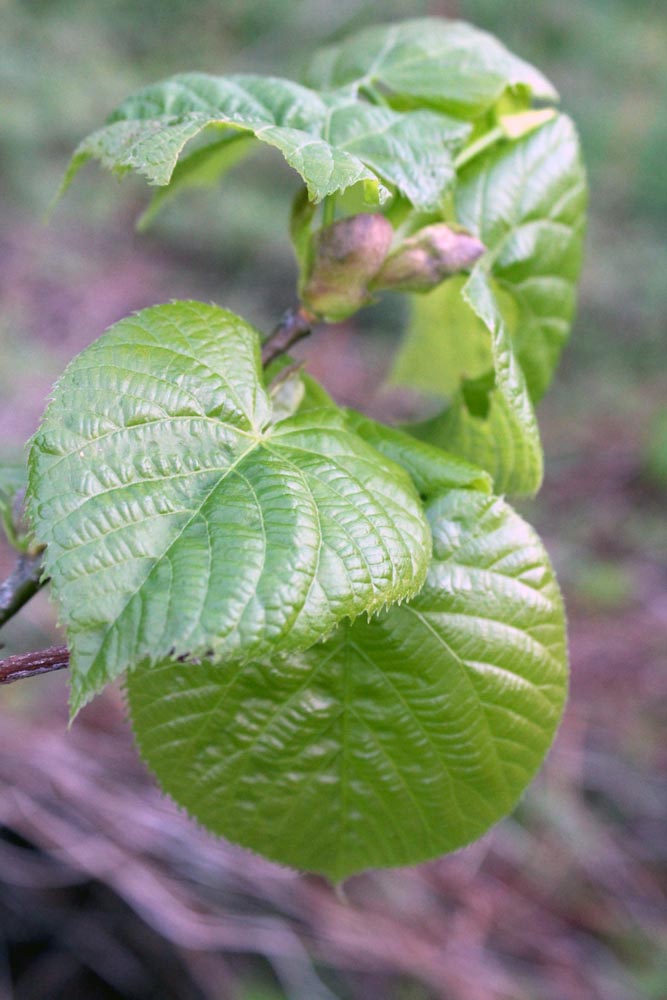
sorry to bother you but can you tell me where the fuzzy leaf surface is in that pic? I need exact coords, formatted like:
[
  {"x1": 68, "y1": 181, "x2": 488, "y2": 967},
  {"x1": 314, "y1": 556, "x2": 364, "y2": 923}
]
[
  {"x1": 28, "y1": 302, "x2": 430, "y2": 715},
  {"x1": 127, "y1": 488, "x2": 567, "y2": 880},
  {"x1": 59, "y1": 74, "x2": 470, "y2": 211},
  {"x1": 307, "y1": 18, "x2": 557, "y2": 118}
]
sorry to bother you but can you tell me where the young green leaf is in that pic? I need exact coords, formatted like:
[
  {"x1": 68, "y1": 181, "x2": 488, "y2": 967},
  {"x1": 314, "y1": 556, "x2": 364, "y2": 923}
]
[
  {"x1": 324, "y1": 102, "x2": 470, "y2": 211},
  {"x1": 404, "y1": 268, "x2": 543, "y2": 496},
  {"x1": 456, "y1": 114, "x2": 587, "y2": 401},
  {"x1": 307, "y1": 18, "x2": 557, "y2": 118},
  {"x1": 391, "y1": 275, "x2": 496, "y2": 396},
  {"x1": 267, "y1": 374, "x2": 493, "y2": 499},
  {"x1": 290, "y1": 187, "x2": 317, "y2": 277},
  {"x1": 343, "y1": 410, "x2": 492, "y2": 498},
  {"x1": 58, "y1": 74, "x2": 470, "y2": 214},
  {"x1": 28, "y1": 302, "x2": 430, "y2": 715},
  {"x1": 127, "y1": 488, "x2": 567, "y2": 881},
  {"x1": 390, "y1": 115, "x2": 585, "y2": 493}
]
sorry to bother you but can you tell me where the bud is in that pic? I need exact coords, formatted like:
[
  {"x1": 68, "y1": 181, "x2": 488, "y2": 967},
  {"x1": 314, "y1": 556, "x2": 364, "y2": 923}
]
[
  {"x1": 372, "y1": 224, "x2": 485, "y2": 294},
  {"x1": 301, "y1": 213, "x2": 394, "y2": 322}
]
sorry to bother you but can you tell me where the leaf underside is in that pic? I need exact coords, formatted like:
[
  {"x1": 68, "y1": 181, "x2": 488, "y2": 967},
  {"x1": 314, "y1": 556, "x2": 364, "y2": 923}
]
[
  {"x1": 393, "y1": 115, "x2": 586, "y2": 496},
  {"x1": 456, "y1": 114, "x2": 587, "y2": 403},
  {"x1": 127, "y1": 488, "x2": 567, "y2": 881},
  {"x1": 410, "y1": 267, "x2": 544, "y2": 496},
  {"x1": 28, "y1": 302, "x2": 430, "y2": 715}
]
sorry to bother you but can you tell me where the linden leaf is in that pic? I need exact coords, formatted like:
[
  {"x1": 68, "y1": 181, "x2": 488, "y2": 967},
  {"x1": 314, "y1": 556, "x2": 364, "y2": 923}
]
[
  {"x1": 128, "y1": 488, "x2": 567, "y2": 880},
  {"x1": 28, "y1": 301, "x2": 430, "y2": 715},
  {"x1": 307, "y1": 18, "x2": 557, "y2": 118},
  {"x1": 59, "y1": 74, "x2": 470, "y2": 213}
]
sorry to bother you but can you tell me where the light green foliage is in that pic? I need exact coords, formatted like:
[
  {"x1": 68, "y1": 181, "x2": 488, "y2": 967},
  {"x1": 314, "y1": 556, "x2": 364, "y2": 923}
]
[
  {"x1": 23, "y1": 16, "x2": 586, "y2": 876},
  {"x1": 127, "y1": 488, "x2": 567, "y2": 880},
  {"x1": 306, "y1": 18, "x2": 557, "y2": 116},
  {"x1": 392, "y1": 274, "x2": 498, "y2": 395},
  {"x1": 343, "y1": 410, "x2": 493, "y2": 498},
  {"x1": 28, "y1": 302, "x2": 430, "y2": 715},
  {"x1": 456, "y1": 114, "x2": 587, "y2": 402},
  {"x1": 137, "y1": 133, "x2": 256, "y2": 230},
  {"x1": 59, "y1": 73, "x2": 471, "y2": 214},
  {"x1": 391, "y1": 114, "x2": 586, "y2": 494},
  {"x1": 410, "y1": 267, "x2": 544, "y2": 496}
]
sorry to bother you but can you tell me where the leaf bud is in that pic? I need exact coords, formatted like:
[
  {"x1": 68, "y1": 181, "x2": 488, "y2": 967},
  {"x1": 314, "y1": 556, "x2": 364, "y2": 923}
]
[
  {"x1": 301, "y1": 213, "x2": 394, "y2": 322},
  {"x1": 372, "y1": 224, "x2": 485, "y2": 293}
]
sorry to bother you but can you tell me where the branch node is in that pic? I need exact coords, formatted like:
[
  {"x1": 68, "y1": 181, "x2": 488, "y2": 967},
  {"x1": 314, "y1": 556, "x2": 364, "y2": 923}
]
[{"x1": 261, "y1": 305, "x2": 315, "y2": 368}]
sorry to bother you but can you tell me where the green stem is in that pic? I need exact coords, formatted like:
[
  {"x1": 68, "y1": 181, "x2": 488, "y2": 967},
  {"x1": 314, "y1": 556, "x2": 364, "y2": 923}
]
[
  {"x1": 454, "y1": 125, "x2": 505, "y2": 171},
  {"x1": 358, "y1": 81, "x2": 390, "y2": 107},
  {"x1": 322, "y1": 195, "x2": 336, "y2": 228}
]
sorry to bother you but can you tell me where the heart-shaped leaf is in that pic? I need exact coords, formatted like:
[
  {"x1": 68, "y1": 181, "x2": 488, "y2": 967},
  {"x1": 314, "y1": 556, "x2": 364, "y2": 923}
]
[
  {"x1": 28, "y1": 301, "x2": 430, "y2": 715},
  {"x1": 127, "y1": 488, "x2": 567, "y2": 881}
]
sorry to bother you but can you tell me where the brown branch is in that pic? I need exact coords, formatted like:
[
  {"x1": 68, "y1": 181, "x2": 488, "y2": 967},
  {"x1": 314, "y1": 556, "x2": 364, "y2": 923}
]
[
  {"x1": 0, "y1": 645, "x2": 69, "y2": 684},
  {"x1": 261, "y1": 304, "x2": 316, "y2": 367}
]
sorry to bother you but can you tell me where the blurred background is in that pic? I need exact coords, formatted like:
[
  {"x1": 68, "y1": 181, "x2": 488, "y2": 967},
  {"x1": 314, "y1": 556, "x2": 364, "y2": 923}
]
[{"x1": 1, "y1": 0, "x2": 666, "y2": 997}]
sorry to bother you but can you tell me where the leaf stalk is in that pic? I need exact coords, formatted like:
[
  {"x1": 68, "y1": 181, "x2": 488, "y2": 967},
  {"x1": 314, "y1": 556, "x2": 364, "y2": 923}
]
[{"x1": 454, "y1": 125, "x2": 505, "y2": 171}]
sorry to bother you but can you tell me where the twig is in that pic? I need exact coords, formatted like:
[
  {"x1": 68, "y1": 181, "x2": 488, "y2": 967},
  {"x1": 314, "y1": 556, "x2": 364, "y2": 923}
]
[
  {"x1": 0, "y1": 645, "x2": 69, "y2": 684},
  {"x1": 261, "y1": 305, "x2": 316, "y2": 367},
  {"x1": 0, "y1": 550, "x2": 45, "y2": 628}
]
